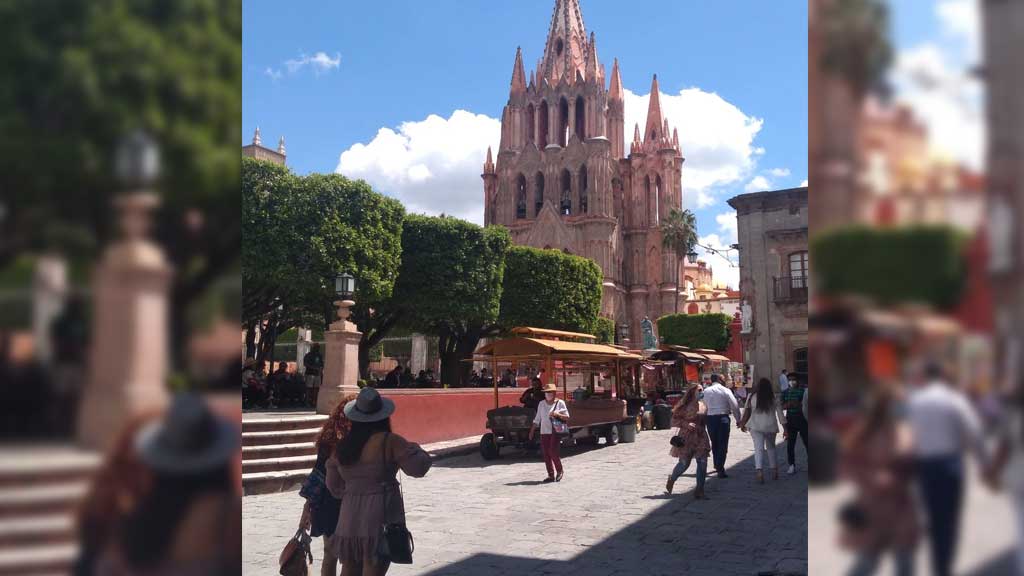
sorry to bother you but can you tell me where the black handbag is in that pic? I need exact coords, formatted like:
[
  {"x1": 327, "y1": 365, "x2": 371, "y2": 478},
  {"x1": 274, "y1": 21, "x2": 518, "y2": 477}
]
[
  {"x1": 670, "y1": 434, "x2": 685, "y2": 447},
  {"x1": 374, "y1": 433, "x2": 415, "y2": 564},
  {"x1": 838, "y1": 499, "x2": 868, "y2": 531}
]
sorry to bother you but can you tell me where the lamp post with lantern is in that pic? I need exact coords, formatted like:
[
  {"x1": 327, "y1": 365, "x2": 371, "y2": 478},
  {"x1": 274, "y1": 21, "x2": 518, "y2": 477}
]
[{"x1": 317, "y1": 271, "x2": 363, "y2": 414}]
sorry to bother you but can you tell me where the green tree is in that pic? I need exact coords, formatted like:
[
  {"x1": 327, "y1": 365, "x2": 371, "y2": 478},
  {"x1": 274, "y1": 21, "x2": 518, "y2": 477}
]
[
  {"x1": 657, "y1": 313, "x2": 733, "y2": 351},
  {"x1": 499, "y1": 246, "x2": 603, "y2": 335},
  {"x1": 812, "y1": 225, "x2": 967, "y2": 309},
  {"x1": 242, "y1": 159, "x2": 405, "y2": 365},
  {"x1": 594, "y1": 317, "x2": 615, "y2": 345},
  {"x1": 0, "y1": 0, "x2": 242, "y2": 364},
  {"x1": 821, "y1": 0, "x2": 893, "y2": 95},
  {"x1": 391, "y1": 216, "x2": 510, "y2": 387},
  {"x1": 660, "y1": 208, "x2": 698, "y2": 313}
]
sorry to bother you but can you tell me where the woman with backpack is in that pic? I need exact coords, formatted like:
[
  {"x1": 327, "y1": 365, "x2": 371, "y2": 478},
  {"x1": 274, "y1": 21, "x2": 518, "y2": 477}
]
[
  {"x1": 299, "y1": 394, "x2": 355, "y2": 576},
  {"x1": 738, "y1": 377, "x2": 786, "y2": 483}
]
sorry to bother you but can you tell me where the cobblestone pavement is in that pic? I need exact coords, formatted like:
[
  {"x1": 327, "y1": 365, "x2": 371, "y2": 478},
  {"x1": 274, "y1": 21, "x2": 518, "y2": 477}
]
[
  {"x1": 809, "y1": 463, "x2": 1019, "y2": 576},
  {"x1": 244, "y1": 429, "x2": 808, "y2": 575}
]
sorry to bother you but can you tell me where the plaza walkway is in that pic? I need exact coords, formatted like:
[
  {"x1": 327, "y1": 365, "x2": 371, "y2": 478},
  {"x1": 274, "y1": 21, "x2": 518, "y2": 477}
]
[{"x1": 244, "y1": 428, "x2": 808, "y2": 575}]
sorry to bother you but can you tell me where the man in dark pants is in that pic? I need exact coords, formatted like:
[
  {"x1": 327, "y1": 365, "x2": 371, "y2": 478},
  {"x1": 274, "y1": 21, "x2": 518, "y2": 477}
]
[
  {"x1": 907, "y1": 362, "x2": 986, "y2": 576},
  {"x1": 781, "y1": 376, "x2": 808, "y2": 474},
  {"x1": 700, "y1": 374, "x2": 741, "y2": 477}
]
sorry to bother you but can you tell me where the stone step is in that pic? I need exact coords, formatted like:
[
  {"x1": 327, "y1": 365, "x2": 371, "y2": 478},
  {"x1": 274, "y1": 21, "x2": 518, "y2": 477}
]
[
  {"x1": 242, "y1": 442, "x2": 317, "y2": 460},
  {"x1": 0, "y1": 449, "x2": 99, "y2": 489},
  {"x1": 242, "y1": 454, "x2": 317, "y2": 475},
  {"x1": 0, "y1": 482, "x2": 88, "y2": 519},
  {"x1": 0, "y1": 543, "x2": 76, "y2": 575},
  {"x1": 0, "y1": 514, "x2": 74, "y2": 548},
  {"x1": 242, "y1": 414, "x2": 326, "y2": 433},
  {"x1": 242, "y1": 469, "x2": 309, "y2": 496},
  {"x1": 242, "y1": 427, "x2": 321, "y2": 447}
]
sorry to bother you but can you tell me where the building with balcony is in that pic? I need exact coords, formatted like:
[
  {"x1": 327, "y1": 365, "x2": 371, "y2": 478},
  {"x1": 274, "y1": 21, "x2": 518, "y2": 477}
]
[{"x1": 727, "y1": 187, "x2": 808, "y2": 387}]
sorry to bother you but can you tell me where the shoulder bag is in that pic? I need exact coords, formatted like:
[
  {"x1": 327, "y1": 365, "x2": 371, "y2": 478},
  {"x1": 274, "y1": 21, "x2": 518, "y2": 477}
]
[
  {"x1": 375, "y1": 433, "x2": 415, "y2": 564},
  {"x1": 279, "y1": 528, "x2": 312, "y2": 576},
  {"x1": 550, "y1": 401, "x2": 570, "y2": 435}
]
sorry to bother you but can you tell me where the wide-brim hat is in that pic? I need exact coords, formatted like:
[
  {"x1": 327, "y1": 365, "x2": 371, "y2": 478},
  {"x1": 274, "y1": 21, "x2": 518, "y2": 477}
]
[
  {"x1": 542, "y1": 384, "x2": 558, "y2": 393},
  {"x1": 344, "y1": 387, "x2": 396, "y2": 422},
  {"x1": 136, "y1": 393, "x2": 240, "y2": 474}
]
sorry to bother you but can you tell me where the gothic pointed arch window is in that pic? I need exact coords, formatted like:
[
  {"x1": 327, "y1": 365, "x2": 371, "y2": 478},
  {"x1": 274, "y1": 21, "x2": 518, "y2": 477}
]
[
  {"x1": 643, "y1": 176, "x2": 651, "y2": 227},
  {"x1": 526, "y1": 103, "x2": 535, "y2": 146},
  {"x1": 515, "y1": 174, "x2": 527, "y2": 219},
  {"x1": 560, "y1": 169, "x2": 572, "y2": 215},
  {"x1": 654, "y1": 175, "x2": 662, "y2": 225},
  {"x1": 574, "y1": 96, "x2": 585, "y2": 140},
  {"x1": 558, "y1": 97, "x2": 569, "y2": 147},
  {"x1": 534, "y1": 172, "x2": 545, "y2": 216},
  {"x1": 539, "y1": 100, "x2": 549, "y2": 148},
  {"x1": 579, "y1": 164, "x2": 588, "y2": 214}
]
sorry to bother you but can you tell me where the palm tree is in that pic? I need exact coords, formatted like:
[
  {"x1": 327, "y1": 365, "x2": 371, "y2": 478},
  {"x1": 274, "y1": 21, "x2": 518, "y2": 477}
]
[
  {"x1": 660, "y1": 208, "x2": 698, "y2": 313},
  {"x1": 821, "y1": 0, "x2": 893, "y2": 96}
]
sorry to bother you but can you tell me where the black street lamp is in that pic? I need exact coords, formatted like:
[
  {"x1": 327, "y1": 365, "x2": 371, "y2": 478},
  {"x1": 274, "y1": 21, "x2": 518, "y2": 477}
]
[
  {"x1": 335, "y1": 272, "x2": 355, "y2": 300},
  {"x1": 115, "y1": 129, "x2": 160, "y2": 190}
]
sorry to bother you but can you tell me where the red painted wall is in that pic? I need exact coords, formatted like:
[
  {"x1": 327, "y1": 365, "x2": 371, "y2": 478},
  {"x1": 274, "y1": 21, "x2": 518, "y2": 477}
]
[
  {"x1": 726, "y1": 313, "x2": 744, "y2": 363},
  {"x1": 380, "y1": 389, "x2": 526, "y2": 445}
]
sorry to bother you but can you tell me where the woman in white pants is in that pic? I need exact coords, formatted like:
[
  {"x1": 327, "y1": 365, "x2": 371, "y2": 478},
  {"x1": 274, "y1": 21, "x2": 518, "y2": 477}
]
[{"x1": 739, "y1": 377, "x2": 786, "y2": 483}]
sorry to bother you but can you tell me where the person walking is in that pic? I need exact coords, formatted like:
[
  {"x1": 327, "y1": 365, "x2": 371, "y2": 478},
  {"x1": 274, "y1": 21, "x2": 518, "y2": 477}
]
[
  {"x1": 325, "y1": 387, "x2": 432, "y2": 576},
  {"x1": 665, "y1": 383, "x2": 711, "y2": 499},
  {"x1": 738, "y1": 377, "x2": 785, "y2": 483},
  {"x1": 528, "y1": 384, "x2": 570, "y2": 483},
  {"x1": 778, "y1": 369, "x2": 790, "y2": 393},
  {"x1": 906, "y1": 362, "x2": 987, "y2": 576},
  {"x1": 781, "y1": 375, "x2": 809, "y2": 475},
  {"x1": 304, "y1": 343, "x2": 324, "y2": 406},
  {"x1": 839, "y1": 389, "x2": 919, "y2": 576},
  {"x1": 702, "y1": 373, "x2": 741, "y2": 478},
  {"x1": 985, "y1": 388, "x2": 1024, "y2": 576},
  {"x1": 519, "y1": 377, "x2": 546, "y2": 410},
  {"x1": 299, "y1": 394, "x2": 355, "y2": 576}
]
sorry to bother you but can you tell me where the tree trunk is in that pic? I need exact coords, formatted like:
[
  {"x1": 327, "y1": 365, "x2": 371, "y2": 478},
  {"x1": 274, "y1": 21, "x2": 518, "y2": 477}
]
[
  {"x1": 437, "y1": 331, "x2": 459, "y2": 387},
  {"x1": 244, "y1": 322, "x2": 258, "y2": 360}
]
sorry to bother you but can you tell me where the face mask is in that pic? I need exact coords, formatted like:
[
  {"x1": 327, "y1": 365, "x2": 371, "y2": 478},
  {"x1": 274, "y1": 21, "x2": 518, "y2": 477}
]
[{"x1": 697, "y1": 391, "x2": 705, "y2": 400}]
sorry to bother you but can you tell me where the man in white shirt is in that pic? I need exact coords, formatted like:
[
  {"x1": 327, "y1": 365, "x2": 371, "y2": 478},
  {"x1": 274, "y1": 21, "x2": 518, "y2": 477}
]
[
  {"x1": 702, "y1": 373, "x2": 742, "y2": 478},
  {"x1": 906, "y1": 362, "x2": 987, "y2": 576},
  {"x1": 778, "y1": 369, "x2": 790, "y2": 393}
]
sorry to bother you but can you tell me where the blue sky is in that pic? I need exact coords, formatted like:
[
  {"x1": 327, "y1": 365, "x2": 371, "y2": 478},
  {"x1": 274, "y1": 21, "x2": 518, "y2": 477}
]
[{"x1": 243, "y1": 1, "x2": 808, "y2": 289}]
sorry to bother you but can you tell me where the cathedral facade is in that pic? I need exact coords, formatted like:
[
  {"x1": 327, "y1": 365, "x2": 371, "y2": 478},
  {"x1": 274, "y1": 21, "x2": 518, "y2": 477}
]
[{"x1": 482, "y1": 0, "x2": 684, "y2": 345}]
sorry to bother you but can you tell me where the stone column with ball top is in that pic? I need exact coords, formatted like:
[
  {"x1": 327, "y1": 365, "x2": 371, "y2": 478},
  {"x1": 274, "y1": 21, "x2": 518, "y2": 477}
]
[{"x1": 317, "y1": 298, "x2": 362, "y2": 415}]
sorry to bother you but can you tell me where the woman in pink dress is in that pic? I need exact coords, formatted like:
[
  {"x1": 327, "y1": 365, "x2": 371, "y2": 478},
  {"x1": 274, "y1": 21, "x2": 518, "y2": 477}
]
[{"x1": 665, "y1": 383, "x2": 711, "y2": 499}]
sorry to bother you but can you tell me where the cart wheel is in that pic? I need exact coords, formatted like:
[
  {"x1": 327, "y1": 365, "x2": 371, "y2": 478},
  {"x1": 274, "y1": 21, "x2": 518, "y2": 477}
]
[
  {"x1": 480, "y1": 433, "x2": 500, "y2": 460},
  {"x1": 605, "y1": 425, "x2": 619, "y2": 446}
]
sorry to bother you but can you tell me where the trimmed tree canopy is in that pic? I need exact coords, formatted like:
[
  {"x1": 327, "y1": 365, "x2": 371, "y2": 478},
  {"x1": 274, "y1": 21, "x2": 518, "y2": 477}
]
[
  {"x1": 657, "y1": 313, "x2": 733, "y2": 351},
  {"x1": 812, "y1": 225, "x2": 967, "y2": 310},
  {"x1": 392, "y1": 216, "x2": 510, "y2": 327},
  {"x1": 499, "y1": 246, "x2": 603, "y2": 335},
  {"x1": 595, "y1": 317, "x2": 615, "y2": 344}
]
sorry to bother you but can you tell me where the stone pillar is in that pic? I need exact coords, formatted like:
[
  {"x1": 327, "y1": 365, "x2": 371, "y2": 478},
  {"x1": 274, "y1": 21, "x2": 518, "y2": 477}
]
[
  {"x1": 32, "y1": 254, "x2": 68, "y2": 366},
  {"x1": 295, "y1": 327, "x2": 312, "y2": 373},
  {"x1": 410, "y1": 333, "x2": 427, "y2": 374},
  {"x1": 317, "y1": 301, "x2": 362, "y2": 415},
  {"x1": 77, "y1": 194, "x2": 172, "y2": 451}
]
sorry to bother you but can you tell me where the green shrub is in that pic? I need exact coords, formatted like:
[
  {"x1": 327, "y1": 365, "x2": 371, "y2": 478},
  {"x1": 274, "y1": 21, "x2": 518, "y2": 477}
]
[
  {"x1": 499, "y1": 246, "x2": 603, "y2": 335},
  {"x1": 656, "y1": 313, "x2": 732, "y2": 351},
  {"x1": 595, "y1": 317, "x2": 615, "y2": 344}
]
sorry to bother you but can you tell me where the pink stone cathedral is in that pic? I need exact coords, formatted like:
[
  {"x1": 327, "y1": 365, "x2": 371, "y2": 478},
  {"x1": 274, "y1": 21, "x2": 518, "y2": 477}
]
[{"x1": 482, "y1": 0, "x2": 684, "y2": 344}]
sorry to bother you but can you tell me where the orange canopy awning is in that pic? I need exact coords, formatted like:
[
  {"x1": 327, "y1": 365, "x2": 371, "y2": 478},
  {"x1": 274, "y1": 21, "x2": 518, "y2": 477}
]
[{"x1": 474, "y1": 337, "x2": 641, "y2": 361}]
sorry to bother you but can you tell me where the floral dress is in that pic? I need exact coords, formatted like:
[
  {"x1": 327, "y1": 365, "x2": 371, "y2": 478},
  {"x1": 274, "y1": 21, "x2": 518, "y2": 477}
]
[{"x1": 669, "y1": 399, "x2": 711, "y2": 460}]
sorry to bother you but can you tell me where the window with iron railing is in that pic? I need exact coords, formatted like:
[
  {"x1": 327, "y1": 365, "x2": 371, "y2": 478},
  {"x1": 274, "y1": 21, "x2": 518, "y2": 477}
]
[{"x1": 773, "y1": 275, "x2": 808, "y2": 302}]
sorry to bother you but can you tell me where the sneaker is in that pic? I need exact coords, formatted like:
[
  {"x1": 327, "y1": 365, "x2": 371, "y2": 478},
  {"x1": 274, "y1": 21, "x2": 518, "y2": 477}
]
[
  {"x1": 555, "y1": 471, "x2": 564, "y2": 482},
  {"x1": 787, "y1": 465, "x2": 796, "y2": 475},
  {"x1": 542, "y1": 477, "x2": 555, "y2": 483}
]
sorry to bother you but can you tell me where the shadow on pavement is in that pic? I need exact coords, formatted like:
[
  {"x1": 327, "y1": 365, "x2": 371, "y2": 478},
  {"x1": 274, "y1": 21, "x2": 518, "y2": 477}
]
[
  {"x1": 964, "y1": 549, "x2": 1017, "y2": 576},
  {"x1": 419, "y1": 444, "x2": 808, "y2": 576},
  {"x1": 431, "y1": 441, "x2": 606, "y2": 469}
]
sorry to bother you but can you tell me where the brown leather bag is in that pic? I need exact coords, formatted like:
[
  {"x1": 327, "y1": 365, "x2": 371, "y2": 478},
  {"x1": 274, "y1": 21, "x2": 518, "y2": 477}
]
[{"x1": 279, "y1": 528, "x2": 312, "y2": 576}]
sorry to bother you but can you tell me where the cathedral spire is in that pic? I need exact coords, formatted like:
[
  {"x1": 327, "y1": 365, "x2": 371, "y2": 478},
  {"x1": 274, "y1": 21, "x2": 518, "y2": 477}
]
[
  {"x1": 585, "y1": 32, "x2": 599, "y2": 81},
  {"x1": 630, "y1": 122, "x2": 642, "y2": 155},
  {"x1": 510, "y1": 47, "x2": 527, "y2": 95},
  {"x1": 252, "y1": 126, "x2": 262, "y2": 146},
  {"x1": 608, "y1": 58, "x2": 623, "y2": 101},
  {"x1": 673, "y1": 127, "x2": 680, "y2": 150},
  {"x1": 540, "y1": 0, "x2": 587, "y2": 83},
  {"x1": 277, "y1": 136, "x2": 286, "y2": 155},
  {"x1": 644, "y1": 74, "x2": 664, "y2": 143},
  {"x1": 483, "y1": 146, "x2": 495, "y2": 174}
]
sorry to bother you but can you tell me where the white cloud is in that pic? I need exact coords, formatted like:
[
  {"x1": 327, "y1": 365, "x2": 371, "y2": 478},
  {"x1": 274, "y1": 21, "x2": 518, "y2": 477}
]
[
  {"x1": 715, "y1": 211, "x2": 737, "y2": 242},
  {"x1": 697, "y1": 232, "x2": 739, "y2": 290},
  {"x1": 623, "y1": 87, "x2": 763, "y2": 206},
  {"x1": 890, "y1": 43, "x2": 985, "y2": 170},
  {"x1": 768, "y1": 167, "x2": 790, "y2": 178},
  {"x1": 799, "y1": 179, "x2": 808, "y2": 187},
  {"x1": 266, "y1": 51, "x2": 342, "y2": 80},
  {"x1": 336, "y1": 109, "x2": 500, "y2": 224},
  {"x1": 744, "y1": 175, "x2": 772, "y2": 192},
  {"x1": 936, "y1": 0, "x2": 979, "y2": 62}
]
